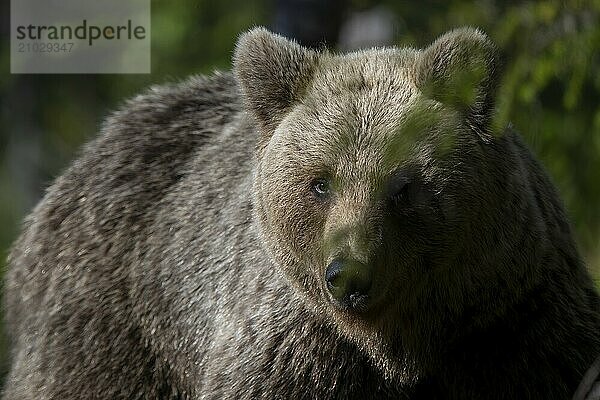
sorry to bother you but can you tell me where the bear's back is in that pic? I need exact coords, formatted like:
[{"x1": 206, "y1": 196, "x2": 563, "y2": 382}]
[{"x1": 2, "y1": 72, "x2": 254, "y2": 399}]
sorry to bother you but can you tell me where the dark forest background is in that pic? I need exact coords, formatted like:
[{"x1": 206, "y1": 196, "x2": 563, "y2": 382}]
[{"x1": 0, "y1": 0, "x2": 599, "y2": 383}]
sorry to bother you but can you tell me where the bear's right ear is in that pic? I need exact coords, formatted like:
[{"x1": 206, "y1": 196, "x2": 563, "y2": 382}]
[{"x1": 233, "y1": 27, "x2": 318, "y2": 137}]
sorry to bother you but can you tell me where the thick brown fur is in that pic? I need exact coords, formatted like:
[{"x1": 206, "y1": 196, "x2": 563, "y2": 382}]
[{"x1": 3, "y1": 27, "x2": 600, "y2": 399}]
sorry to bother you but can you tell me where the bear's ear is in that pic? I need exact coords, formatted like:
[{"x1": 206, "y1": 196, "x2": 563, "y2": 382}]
[
  {"x1": 415, "y1": 27, "x2": 501, "y2": 140},
  {"x1": 233, "y1": 27, "x2": 318, "y2": 136}
]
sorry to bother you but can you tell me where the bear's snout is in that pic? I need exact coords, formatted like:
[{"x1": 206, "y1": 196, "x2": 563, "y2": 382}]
[{"x1": 325, "y1": 258, "x2": 372, "y2": 312}]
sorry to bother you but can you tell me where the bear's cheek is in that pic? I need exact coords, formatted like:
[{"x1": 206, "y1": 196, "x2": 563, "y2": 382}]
[{"x1": 258, "y1": 167, "x2": 326, "y2": 268}]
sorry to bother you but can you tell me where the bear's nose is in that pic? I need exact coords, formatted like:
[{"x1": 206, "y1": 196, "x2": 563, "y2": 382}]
[{"x1": 325, "y1": 258, "x2": 372, "y2": 311}]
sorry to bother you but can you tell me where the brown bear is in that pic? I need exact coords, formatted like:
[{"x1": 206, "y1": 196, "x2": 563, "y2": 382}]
[{"x1": 3, "y1": 27, "x2": 600, "y2": 399}]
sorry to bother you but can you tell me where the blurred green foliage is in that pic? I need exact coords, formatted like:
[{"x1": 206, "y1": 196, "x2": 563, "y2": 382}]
[{"x1": 0, "y1": 0, "x2": 599, "y2": 383}]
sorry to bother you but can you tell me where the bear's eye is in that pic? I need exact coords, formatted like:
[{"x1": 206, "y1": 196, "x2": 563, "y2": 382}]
[
  {"x1": 389, "y1": 176, "x2": 410, "y2": 206},
  {"x1": 311, "y1": 178, "x2": 330, "y2": 199},
  {"x1": 391, "y1": 184, "x2": 409, "y2": 205}
]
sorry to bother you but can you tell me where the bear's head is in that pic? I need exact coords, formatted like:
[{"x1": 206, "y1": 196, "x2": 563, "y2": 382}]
[{"x1": 234, "y1": 27, "x2": 517, "y2": 377}]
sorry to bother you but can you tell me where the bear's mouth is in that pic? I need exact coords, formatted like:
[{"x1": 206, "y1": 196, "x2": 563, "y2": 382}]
[
  {"x1": 323, "y1": 277, "x2": 392, "y2": 319},
  {"x1": 332, "y1": 292, "x2": 371, "y2": 314},
  {"x1": 324, "y1": 286, "x2": 394, "y2": 325}
]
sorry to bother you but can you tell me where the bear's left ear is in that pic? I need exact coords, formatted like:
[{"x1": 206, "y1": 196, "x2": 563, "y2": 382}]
[
  {"x1": 415, "y1": 27, "x2": 501, "y2": 140},
  {"x1": 233, "y1": 27, "x2": 318, "y2": 138}
]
